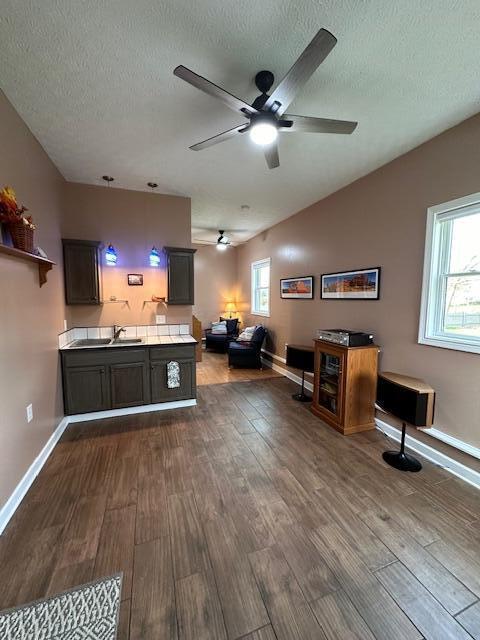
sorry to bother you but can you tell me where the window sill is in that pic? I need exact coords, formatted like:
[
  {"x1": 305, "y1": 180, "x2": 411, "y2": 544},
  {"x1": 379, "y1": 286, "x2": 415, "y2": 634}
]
[
  {"x1": 418, "y1": 335, "x2": 480, "y2": 355},
  {"x1": 251, "y1": 311, "x2": 270, "y2": 318}
]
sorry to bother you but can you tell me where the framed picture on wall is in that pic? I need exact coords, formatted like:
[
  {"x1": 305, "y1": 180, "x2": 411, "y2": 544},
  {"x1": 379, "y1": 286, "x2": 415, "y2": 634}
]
[
  {"x1": 321, "y1": 267, "x2": 381, "y2": 300},
  {"x1": 127, "y1": 273, "x2": 143, "y2": 286},
  {"x1": 280, "y1": 276, "x2": 314, "y2": 299}
]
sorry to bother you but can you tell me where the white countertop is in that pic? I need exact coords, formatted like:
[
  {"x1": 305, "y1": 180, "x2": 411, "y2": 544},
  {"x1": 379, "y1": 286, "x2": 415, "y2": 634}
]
[{"x1": 61, "y1": 335, "x2": 197, "y2": 350}]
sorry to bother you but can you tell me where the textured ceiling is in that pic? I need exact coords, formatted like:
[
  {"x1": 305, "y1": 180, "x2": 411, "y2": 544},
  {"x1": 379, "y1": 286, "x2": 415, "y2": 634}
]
[{"x1": 1, "y1": 1, "x2": 479, "y2": 243}]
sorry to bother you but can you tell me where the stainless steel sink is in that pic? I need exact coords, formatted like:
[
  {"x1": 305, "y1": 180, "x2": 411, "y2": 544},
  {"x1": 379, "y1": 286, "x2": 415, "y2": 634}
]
[
  {"x1": 112, "y1": 338, "x2": 143, "y2": 345},
  {"x1": 73, "y1": 338, "x2": 112, "y2": 346}
]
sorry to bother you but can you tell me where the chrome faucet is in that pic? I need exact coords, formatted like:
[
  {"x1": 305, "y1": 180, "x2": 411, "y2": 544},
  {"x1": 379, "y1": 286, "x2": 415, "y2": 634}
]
[{"x1": 113, "y1": 325, "x2": 126, "y2": 340}]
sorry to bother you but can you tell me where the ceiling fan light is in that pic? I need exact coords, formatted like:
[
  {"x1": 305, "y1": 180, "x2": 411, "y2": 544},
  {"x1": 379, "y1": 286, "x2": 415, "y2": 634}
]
[
  {"x1": 249, "y1": 122, "x2": 278, "y2": 146},
  {"x1": 216, "y1": 242, "x2": 228, "y2": 251}
]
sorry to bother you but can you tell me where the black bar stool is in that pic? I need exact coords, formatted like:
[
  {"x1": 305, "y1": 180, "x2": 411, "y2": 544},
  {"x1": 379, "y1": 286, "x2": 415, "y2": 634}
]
[{"x1": 286, "y1": 344, "x2": 315, "y2": 402}]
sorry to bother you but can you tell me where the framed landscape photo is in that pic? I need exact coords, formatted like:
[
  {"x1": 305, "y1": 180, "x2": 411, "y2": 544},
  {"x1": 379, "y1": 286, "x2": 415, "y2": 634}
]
[
  {"x1": 321, "y1": 267, "x2": 381, "y2": 300},
  {"x1": 280, "y1": 276, "x2": 314, "y2": 299},
  {"x1": 127, "y1": 273, "x2": 143, "y2": 286}
]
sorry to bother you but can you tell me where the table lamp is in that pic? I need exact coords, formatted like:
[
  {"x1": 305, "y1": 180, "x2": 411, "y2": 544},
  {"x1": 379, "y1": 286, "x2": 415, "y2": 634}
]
[{"x1": 224, "y1": 302, "x2": 237, "y2": 318}]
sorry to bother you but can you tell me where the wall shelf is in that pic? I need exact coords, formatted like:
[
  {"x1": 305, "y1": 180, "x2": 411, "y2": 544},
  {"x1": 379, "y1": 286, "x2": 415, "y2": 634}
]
[
  {"x1": 0, "y1": 243, "x2": 55, "y2": 287},
  {"x1": 142, "y1": 299, "x2": 166, "y2": 310},
  {"x1": 102, "y1": 299, "x2": 130, "y2": 308}
]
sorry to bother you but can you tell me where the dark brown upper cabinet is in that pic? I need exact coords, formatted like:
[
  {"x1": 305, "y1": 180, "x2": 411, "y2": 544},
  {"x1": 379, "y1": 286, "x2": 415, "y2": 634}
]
[
  {"x1": 164, "y1": 246, "x2": 196, "y2": 305},
  {"x1": 63, "y1": 239, "x2": 101, "y2": 305}
]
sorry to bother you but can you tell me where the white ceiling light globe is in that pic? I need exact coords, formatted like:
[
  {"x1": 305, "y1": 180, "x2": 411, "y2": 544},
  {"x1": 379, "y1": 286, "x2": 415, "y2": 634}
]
[
  {"x1": 216, "y1": 242, "x2": 228, "y2": 251},
  {"x1": 249, "y1": 122, "x2": 278, "y2": 146}
]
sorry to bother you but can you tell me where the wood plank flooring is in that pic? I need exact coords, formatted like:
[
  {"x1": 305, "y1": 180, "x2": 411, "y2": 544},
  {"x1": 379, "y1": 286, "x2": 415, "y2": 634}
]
[
  {"x1": 197, "y1": 350, "x2": 281, "y2": 385},
  {"x1": 1, "y1": 369, "x2": 480, "y2": 639}
]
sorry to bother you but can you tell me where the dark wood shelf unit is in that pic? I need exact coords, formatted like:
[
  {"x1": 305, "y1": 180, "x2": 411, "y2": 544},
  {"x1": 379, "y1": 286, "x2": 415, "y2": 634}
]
[{"x1": 0, "y1": 243, "x2": 55, "y2": 287}]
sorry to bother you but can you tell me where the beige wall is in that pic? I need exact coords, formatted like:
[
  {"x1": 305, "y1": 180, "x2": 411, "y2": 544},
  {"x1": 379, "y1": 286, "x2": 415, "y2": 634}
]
[
  {"x1": 0, "y1": 91, "x2": 65, "y2": 508},
  {"x1": 193, "y1": 243, "x2": 238, "y2": 328},
  {"x1": 62, "y1": 183, "x2": 192, "y2": 328},
  {"x1": 237, "y1": 113, "x2": 480, "y2": 449}
]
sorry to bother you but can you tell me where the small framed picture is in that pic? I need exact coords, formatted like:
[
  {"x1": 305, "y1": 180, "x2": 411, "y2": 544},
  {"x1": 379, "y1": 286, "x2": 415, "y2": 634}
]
[
  {"x1": 280, "y1": 276, "x2": 314, "y2": 299},
  {"x1": 128, "y1": 273, "x2": 143, "y2": 286},
  {"x1": 321, "y1": 267, "x2": 381, "y2": 300}
]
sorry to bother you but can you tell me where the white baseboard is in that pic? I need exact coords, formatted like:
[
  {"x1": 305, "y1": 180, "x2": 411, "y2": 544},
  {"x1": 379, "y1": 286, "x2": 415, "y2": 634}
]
[
  {"x1": 0, "y1": 416, "x2": 69, "y2": 535},
  {"x1": 375, "y1": 418, "x2": 480, "y2": 490},
  {"x1": 262, "y1": 348, "x2": 287, "y2": 365},
  {"x1": 418, "y1": 427, "x2": 480, "y2": 461},
  {"x1": 261, "y1": 353, "x2": 480, "y2": 491},
  {"x1": 261, "y1": 349, "x2": 314, "y2": 392},
  {"x1": 0, "y1": 398, "x2": 197, "y2": 535},
  {"x1": 67, "y1": 398, "x2": 197, "y2": 423}
]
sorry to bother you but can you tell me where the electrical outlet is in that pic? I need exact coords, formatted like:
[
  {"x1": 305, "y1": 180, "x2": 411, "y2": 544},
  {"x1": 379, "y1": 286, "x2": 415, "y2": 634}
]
[
  {"x1": 64, "y1": 319, "x2": 68, "y2": 331},
  {"x1": 156, "y1": 315, "x2": 166, "y2": 325},
  {"x1": 26, "y1": 404, "x2": 33, "y2": 423}
]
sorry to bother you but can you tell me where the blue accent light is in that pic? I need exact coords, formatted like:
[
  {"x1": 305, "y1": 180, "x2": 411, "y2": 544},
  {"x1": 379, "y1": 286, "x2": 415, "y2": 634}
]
[
  {"x1": 149, "y1": 246, "x2": 161, "y2": 267},
  {"x1": 105, "y1": 244, "x2": 117, "y2": 266}
]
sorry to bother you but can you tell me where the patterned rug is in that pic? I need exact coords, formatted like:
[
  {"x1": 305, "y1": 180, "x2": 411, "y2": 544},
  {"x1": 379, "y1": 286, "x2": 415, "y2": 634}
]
[{"x1": 0, "y1": 574, "x2": 122, "y2": 639}]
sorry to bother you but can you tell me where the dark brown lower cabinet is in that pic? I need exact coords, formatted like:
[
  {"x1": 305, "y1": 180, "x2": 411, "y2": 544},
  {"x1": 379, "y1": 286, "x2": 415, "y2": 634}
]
[
  {"x1": 110, "y1": 361, "x2": 150, "y2": 409},
  {"x1": 151, "y1": 358, "x2": 194, "y2": 402},
  {"x1": 150, "y1": 345, "x2": 196, "y2": 403},
  {"x1": 61, "y1": 344, "x2": 195, "y2": 415},
  {"x1": 64, "y1": 365, "x2": 109, "y2": 414}
]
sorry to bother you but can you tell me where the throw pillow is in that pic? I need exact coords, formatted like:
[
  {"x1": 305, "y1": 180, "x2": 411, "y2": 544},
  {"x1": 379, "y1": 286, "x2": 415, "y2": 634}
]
[
  {"x1": 237, "y1": 325, "x2": 257, "y2": 341},
  {"x1": 220, "y1": 317, "x2": 239, "y2": 334},
  {"x1": 251, "y1": 325, "x2": 266, "y2": 343},
  {"x1": 211, "y1": 320, "x2": 227, "y2": 334}
]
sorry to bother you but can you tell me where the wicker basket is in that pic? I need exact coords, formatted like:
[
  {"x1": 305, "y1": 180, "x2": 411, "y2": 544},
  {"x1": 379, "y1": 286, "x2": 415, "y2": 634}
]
[{"x1": 7, "y1": 221, "x2": 34, "y2": 253}]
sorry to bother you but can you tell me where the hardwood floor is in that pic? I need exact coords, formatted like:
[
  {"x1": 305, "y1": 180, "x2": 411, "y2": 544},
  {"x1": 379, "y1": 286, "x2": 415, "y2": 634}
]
[
  {"x1": 197, "y1": 350, "x2": 281, "y2": 385},
  {"x1": 1, "y1": 374, "x2": 480, "y2": 639}
]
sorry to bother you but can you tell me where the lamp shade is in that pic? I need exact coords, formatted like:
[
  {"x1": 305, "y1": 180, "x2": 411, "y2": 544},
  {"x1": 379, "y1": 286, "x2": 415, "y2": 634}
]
[{"x1": 224, "y1": 301, "x2": 237, "y2": 317}]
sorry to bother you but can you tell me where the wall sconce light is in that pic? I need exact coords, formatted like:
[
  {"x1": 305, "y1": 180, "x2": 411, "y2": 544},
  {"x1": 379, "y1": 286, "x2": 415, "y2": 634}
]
[
  {"x1": 149, "y1": 246, "x2": 161, "y2": 267},
  {"x1": 105, "y1": 243, "x2": 118, "y2": 266}
]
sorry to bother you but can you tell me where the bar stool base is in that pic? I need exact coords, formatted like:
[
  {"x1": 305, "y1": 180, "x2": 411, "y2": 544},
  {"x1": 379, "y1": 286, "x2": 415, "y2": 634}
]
[
  {"x1": 292, "y1": 392, "x2": 311, "y2": 402},
  {"x1": 382, "y1": 450, "x2": 422, "y2": 472}
]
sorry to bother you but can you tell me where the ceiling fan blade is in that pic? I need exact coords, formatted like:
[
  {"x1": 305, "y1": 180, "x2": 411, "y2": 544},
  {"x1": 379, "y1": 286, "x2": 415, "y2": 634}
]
[
  {"x1": 281, "y1": 114, "x2": 357, "y2": 134},
  {"x1": 264, "y1": 143, "x2": 280, "y2": 169},
  {"x1": 174, "y1": 65, "x2": 257, "y2": 117},
  {"x1": 190, "y1": 124, "x2": 249, "y2": 151},
  {"x1": 263, "y1": 28, "x2": 337, "y2": 116}
]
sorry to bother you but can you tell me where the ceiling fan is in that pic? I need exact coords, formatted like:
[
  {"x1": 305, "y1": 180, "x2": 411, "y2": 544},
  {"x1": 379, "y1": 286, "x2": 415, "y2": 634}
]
[
  {"x1": 173, "y1": 28, "x2": 357, "y2": 169},
  {"x1": 216, "y1": 230, "x2": 230, "y2": 251},
  {"x1": 192, "y1": 229, "x2": 233, "y2": 249}
]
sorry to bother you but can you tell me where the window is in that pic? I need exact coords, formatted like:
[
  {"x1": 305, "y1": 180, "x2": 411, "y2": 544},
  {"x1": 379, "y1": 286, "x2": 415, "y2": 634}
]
[
  {"x1": 419, "y1": 193, "x2": 480, "y2": 354},
  {"x1": 251, "y1": 258, "x2": 270, "y2": 316}
]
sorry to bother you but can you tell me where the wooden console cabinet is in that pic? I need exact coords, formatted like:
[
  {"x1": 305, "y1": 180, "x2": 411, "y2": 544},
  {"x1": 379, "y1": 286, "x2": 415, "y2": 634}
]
[{"x1": 311, "y1": 339, "x2": 378, "y2": 435}]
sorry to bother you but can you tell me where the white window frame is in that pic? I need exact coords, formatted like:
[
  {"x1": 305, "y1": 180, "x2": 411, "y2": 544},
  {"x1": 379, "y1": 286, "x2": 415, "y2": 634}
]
[
  {"x1": 251, "y1": 258, "x2": 271, "y2": 317},
  {"x1": 419, "y1": 192, "x2": 480, "y2": 354}
]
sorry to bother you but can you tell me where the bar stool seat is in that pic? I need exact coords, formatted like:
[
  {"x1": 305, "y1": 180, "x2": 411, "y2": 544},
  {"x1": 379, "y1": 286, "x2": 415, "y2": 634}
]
[{"x1": 286, "y1": 344, "x2": 315, "y2": 402}]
